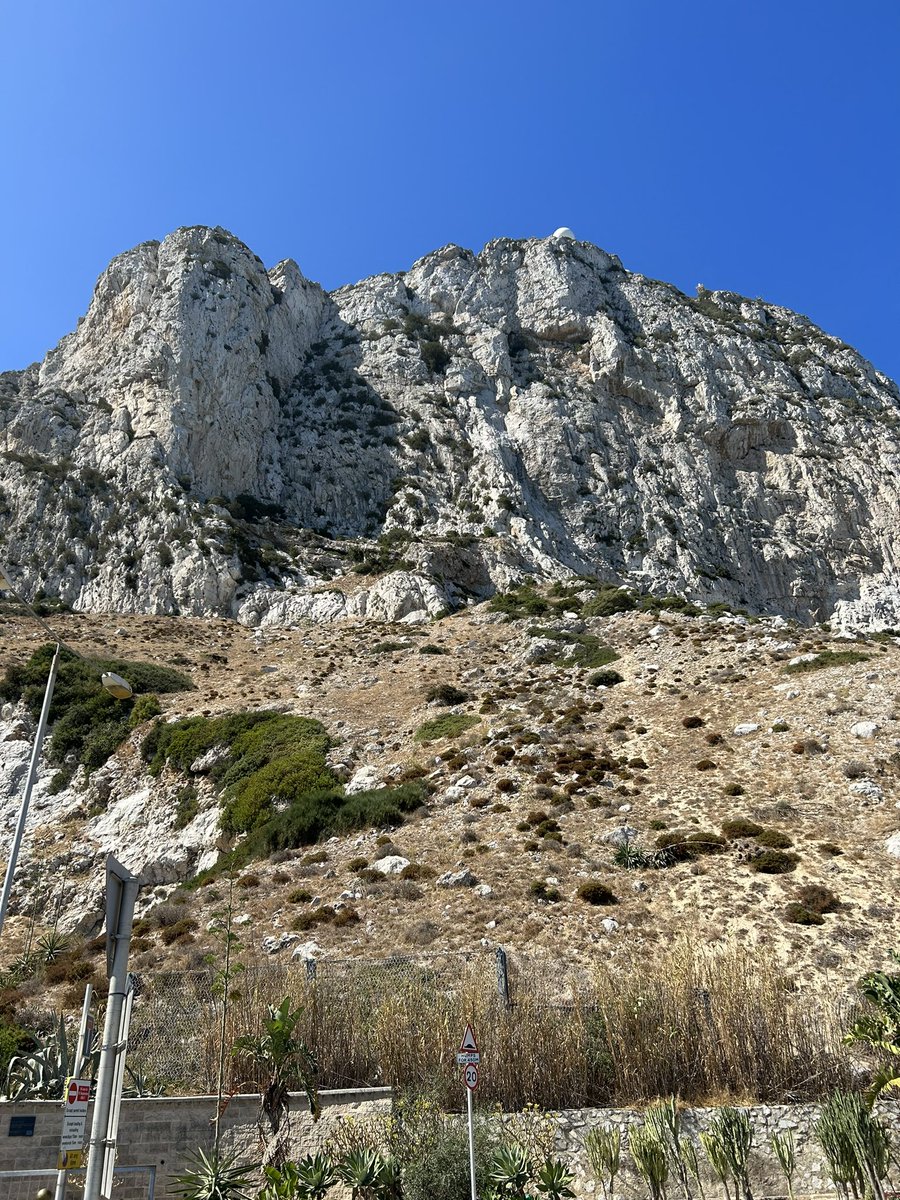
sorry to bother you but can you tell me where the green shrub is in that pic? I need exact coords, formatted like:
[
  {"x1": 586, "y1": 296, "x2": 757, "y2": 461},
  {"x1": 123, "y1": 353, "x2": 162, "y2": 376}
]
[
  {"x1": 818, "y1": 842, "x2": 844, "y2": 857},
  {"x1": 749, "y1": 850, "x2": 799, "y2": 874},
  {"x1": 414, "y1": 714, "x2": 480, "y2": 743},
  {"x1": 656, "y1": 831, "x2": 724, "y2": 861},
  {"x1": 143, "y1": 711, "x2": 334, "y2": 835},
  {"x1": 421, "y1": 340, "x2": 451, "y2": 375},
  {"x1": 723, "y1": 783, "x2": 745, "y2": 796},
  {"x1": 129, "y1": 693, "x2": 163, "y2": 727},
  {"x1": 589, "y1": 669, "x2": 625, "y2": 687},
  {"x1": 796, "y1": 884, "x2": 840, "y2": 914},
  {"x1": 372, "y1": 641, "x2": 410, "y2": 654},
  {"x1": 784, "y1": 903, "x2": 824, "y2": 926},
  {"x1": 0, "y1": 643, "x2": 193, "y2": 776},
  {"x1": 529, "y1": 880, "x2": 561, "y2": 903},
  {"x1": 426, "y1": 684, "x2": 470, "y2": 706},
  {"x1": 784, "y1": 650, "x2": 870, "y2": 674},
  {"x1": 755, "y1": 829, "x2": 793, "y2": 849},
  {"x1": 582, "y1": 588, "x2": 638, "y2": 617},
  {"x1": 577, "y1": 880, "x2": 618, "y2": 905},
  {"x1": 419, "y1": 644, "x2": 448, "y2": 655},
  {"x1": 173, "y1": 784, "x2": 199, "y2": 830},
  {"x1": 721, "y1": 818, "x2": 764, "y2": 839},
  {"x1": 288, "y1": 888, "x2": 312, "y2": 903},
  {"x1": 682, "y1": 716, "x2": 704, "y2": 729},
  {"x1": 488, "y1": 586, "x2": 551, "y2": 619}
]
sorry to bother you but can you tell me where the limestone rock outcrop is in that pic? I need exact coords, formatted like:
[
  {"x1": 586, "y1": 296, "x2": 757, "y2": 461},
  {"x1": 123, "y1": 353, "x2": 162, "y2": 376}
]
[{"x1": 2, "y1": 225, "x2": 899, "y2": 627}]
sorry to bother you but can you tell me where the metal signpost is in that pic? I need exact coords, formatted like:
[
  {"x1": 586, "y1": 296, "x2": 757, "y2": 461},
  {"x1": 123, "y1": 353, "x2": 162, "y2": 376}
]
[
  {"x1": 54, "y1": 983, "x2": 94, "y2": 1200},
  {"x1": 83, "y1": 856, "x2": 140, "y2": 1200},
  {"x1": 456, "y1": 1024, "x2": 481, "y2": 1200}
]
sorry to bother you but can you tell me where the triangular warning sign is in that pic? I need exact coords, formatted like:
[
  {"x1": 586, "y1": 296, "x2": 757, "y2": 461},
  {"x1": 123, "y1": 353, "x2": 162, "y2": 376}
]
[{"x1": 459, "y1": 1023, "x2": 478, "y2": 1053}]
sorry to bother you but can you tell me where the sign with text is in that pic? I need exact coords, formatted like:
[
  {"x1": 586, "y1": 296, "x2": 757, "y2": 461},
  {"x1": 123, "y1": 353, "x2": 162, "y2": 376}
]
[{"x1": 59, "y1": 1077, "x2": 91, "y2": 1152}]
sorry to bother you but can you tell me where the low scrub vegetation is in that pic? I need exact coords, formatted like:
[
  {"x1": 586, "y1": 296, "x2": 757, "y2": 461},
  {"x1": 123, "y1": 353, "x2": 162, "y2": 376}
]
[
  {"x1": 0, "y1": 643, "x2": 193, "y2": 783},
  {"x1": 414, "y1": 713, "x2": 480, "y2": 743},
  {"x1": 784, "y1": 649, "x2": 870, "y2": 673}
]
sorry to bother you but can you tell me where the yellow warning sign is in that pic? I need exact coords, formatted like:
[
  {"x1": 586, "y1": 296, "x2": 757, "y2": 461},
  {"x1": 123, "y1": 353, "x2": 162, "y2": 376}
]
[{"x1": 57, "y1": 1149, "x2": 84, "y2": 1170}]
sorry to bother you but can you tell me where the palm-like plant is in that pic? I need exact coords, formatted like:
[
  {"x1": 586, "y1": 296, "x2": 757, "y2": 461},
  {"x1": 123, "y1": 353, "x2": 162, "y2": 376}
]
[
  {"x1": 233, "y1": 996, "x2": 319, "y2": 1167},
  {"x1": 845, "y1": 952, "x2": 900, "y2": 1102},
  {"x1": 815, "y1": 1091, "x2": 890, "y2": 1200},
  {"x1": 173, "y1": 1148, "x2": 255, "y2": 1200}
]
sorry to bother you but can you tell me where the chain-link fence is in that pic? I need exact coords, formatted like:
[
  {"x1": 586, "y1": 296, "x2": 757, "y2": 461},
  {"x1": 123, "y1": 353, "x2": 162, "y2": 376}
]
[{"x1": 128, "y1": 948, "x2": 504, "y2": 1096}]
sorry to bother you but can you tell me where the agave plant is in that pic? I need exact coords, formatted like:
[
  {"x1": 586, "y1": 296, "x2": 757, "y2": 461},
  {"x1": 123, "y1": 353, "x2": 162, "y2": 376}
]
[
  {"x1": 258, "y1": 1162, "x2": 301, "y2": 1200},
  {"x1": 295, "y1": 1153, "x2": 338, "y2": 1200},
  {"x1": 173, "y1": 1148, "x2": 256, "y2": 1200},
  {"x1": 4, "y1": 1011, "x2": 96, "y2": 1100},
  {"x1": 489, "y1": 1144, "x2": 534, "y2": 1200},
  {"x1": 535, "y1": 1158, "x2": 575, "y2": 1200},
  {"x1": 337, "y1": 1148, "x2": 385, "y2": 1200},
  {"x1": 585, "y1": 1127, "x2": 621, "y2": 1200}
]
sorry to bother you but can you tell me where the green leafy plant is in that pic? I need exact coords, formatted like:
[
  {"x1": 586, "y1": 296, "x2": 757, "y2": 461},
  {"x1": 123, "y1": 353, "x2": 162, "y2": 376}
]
[
  {"x1": 629, "y1": 1125, "x2": 669, "y2": 1200},
  {"x1": 771, "y1": 1129, "x2": 796, "y2": 1200},
  {"x1": 844, "y1": 950, "x2": 900, "y2": 1101},
  {"x1": 814, "y1": 1091, "x2": 890, "y2": 1200},
  {"x1": 233, "y1": 996, "x2": 319, "y2": 1167},
  {"x1": 585, "y1": 1127, "x2": 621, "y2": 1200},
  {"x1": 172, "y1": 1147, "x2": 256, "y2": 1200}
]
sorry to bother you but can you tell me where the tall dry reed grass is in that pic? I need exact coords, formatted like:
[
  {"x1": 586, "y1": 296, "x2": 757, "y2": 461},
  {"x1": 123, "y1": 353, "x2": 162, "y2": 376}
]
[{"x1": 132, "y1": 941, "x2": 852, "y2": 1107}]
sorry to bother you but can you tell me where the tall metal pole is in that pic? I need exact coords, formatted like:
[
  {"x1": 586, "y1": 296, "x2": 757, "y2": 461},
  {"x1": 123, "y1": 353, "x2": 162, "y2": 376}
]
[
  {"x1": 54, "y1": 982, "x2": 94, "y2": 1200},
  {"x1": 467, "y1": 1083, "x2": 477, "y2": 1200},
  {"x1": 83, "y1": 859, "x2": 139, "y2": 1200},
  {"x1": 0, "y1": 642, "x2": 61, "y2": 940}
]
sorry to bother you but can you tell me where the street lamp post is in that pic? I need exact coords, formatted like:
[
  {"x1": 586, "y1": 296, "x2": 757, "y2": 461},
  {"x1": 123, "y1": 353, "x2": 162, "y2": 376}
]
[{"x1": 0, "y1": 564, "x2": 132, "y2": 941}]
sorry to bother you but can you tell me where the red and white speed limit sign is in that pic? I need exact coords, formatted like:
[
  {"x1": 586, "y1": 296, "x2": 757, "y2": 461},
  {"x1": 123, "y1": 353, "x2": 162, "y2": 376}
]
[{"x1": 463, "y1": 1062, "x2": 478, "y2": 1090}]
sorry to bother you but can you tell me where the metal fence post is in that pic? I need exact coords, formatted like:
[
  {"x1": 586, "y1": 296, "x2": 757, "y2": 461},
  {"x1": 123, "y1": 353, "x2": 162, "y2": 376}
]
[{"x1": 495, "y1": 946, "x2": 510, "y2": 1007}]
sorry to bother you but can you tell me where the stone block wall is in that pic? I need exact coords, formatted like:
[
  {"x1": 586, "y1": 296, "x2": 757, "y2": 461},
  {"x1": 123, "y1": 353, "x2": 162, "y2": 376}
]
[
  {"x1": 0, "y1": 1087, "x2": 391, "y2": 1195},
  {"x1": 1, "y1": 1094, "x2": 898, "y2": 1198},
  {"x1": 553, "y1": 1101, "x2": 900, "y2": 1199}
]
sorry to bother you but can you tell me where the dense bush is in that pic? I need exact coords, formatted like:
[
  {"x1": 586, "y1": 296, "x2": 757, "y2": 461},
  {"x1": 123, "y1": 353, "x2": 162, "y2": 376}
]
[
  {"x1": 721, "y1": 818, "x2": 764, "y2": 839},
  {"x1": 796, "y1": 884, "x2": 840, "y2": 914},
  {"x1": 0, "y1": 643, "x2": 193, "y2": 776},
  {"x1": 143, "y1": 711, "x2": 333, "y2": 834},
  {"x1": 755, "y1": 829, "x2": 793, "y2": 849},
  {"x1": 426, "y1": 684, "x2": 470, "y2": 706},
  {"x1": 589, "y1": 668, "x2": 625, "y2": 687},
  {"x1": 784, "y1": 903, "x2": 824, "y2": 926},
  {"x1": 749, "y1": 849, "x2": 799, "y2": 874},
  {"x1": 577, "y1": 880, "x2": 618, "y2": 905}
]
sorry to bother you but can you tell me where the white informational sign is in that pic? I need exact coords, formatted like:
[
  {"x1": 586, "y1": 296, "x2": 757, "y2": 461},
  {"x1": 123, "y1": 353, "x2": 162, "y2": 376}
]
[{"x1": 60, "y1": 1078, "x2": 91, "y2": 1151}]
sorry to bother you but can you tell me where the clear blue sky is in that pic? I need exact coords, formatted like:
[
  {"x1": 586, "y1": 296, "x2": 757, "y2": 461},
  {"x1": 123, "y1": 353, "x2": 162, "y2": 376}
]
[{"x1": 1, "y1": 0, "x2": 898, "y2": 381}]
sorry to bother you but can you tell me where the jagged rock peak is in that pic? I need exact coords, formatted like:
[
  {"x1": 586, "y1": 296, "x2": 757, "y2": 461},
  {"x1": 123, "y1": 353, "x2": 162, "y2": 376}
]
[{"x1": 1, "y1": 225, "x2": 899, "y2": 628}]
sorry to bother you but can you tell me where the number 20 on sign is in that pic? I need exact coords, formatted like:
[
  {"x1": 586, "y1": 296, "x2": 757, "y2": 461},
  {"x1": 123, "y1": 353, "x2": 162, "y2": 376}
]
[{"x1": 463, "y1": 1062, "x2": 478, "y2": 1090}]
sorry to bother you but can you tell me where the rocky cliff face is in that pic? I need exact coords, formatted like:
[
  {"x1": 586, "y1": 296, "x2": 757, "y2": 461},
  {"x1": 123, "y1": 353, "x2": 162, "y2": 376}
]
[{"x1": 2, "y1": 226, "x2": 899, "y2": 627}]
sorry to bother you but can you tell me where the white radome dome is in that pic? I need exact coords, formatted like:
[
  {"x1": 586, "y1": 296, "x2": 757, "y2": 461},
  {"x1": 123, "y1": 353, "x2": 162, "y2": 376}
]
[{"x1": 551, "y1": 227, "x2": 576, "y2": 240}]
